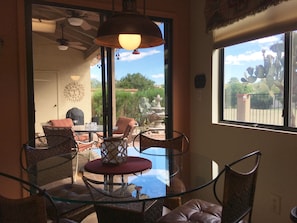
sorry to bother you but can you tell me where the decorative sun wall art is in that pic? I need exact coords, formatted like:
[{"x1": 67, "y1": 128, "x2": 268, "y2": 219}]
[{"x1": 64, "y1": 81, "x2": 84, "y2": 102}]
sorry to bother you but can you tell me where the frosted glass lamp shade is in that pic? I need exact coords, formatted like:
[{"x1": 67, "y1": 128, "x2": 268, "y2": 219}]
[{"x1": 118, "y1": 34, "x2": 141, "y2": 50}]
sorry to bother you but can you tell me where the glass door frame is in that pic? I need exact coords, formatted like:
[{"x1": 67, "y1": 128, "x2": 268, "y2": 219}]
[{"x1": 25, "y1": 0, "x2": 173, "y2": 140}]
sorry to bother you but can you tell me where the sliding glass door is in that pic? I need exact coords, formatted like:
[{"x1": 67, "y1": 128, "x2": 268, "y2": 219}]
[{"x1": 26, "y1": 1, "x2": 173, "y2": 140}]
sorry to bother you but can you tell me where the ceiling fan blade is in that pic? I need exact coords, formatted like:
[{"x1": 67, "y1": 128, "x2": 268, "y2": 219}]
[
  {"x1": 68, "y1": 41, "x2": 83, "y2": 45},
  {"x1": 80, "y1": 20, "x2": 92, "y2": 31},
  {"x1": 54, "y1": 17, "x2": 66, "y2": 22},
  {"x1": 85, "y1": 13, "x2": 99, "y2": 22},
  {"x1": 69, "y1": 45, "x2": 87, "y2": 50}
]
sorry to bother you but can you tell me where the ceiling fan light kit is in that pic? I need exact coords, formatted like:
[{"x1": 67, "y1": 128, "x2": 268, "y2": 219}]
[
  {"x1": 94, "y1": 0, "x2": 164, "y2": 50},
  {"x1": 68, "y1": 17, "x2": 84, "y2": 26},
  {"x1": 55, "y1": 24, "x2": 87, "y2": 51},
  {"x1": 58, "y1": 45, "x2": 69, "y2": 50}
]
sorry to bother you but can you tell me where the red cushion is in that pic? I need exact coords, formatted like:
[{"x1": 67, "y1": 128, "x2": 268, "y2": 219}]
[
  {"x1": 50, "y1": 118, "x2": 73, "y2": 127},
  {"x1": 113, "y1": 117, "x2": 135, "y2": 134}
]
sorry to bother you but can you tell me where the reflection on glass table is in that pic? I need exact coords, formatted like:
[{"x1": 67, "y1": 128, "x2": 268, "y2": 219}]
[
  {"x1": 81, "y1": 147, "x2": 219, "y2": 203},
  {"x1": 23, "y1": 144, "x2": 219, "y2": 205}
]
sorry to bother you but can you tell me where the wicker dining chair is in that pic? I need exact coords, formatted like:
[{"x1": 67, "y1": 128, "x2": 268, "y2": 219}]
[
  {"x1": 21, "y1": 134, "x2": 94, "y2": 222},
  {"x1": 82, "y1": 175, "x2": 164, "y2": 223},
  {"x1": 157, "y1": 150, "x2": 262, "y2": 223},
  {"x1": 132, "y1": 130, "x2": 189, "y2": 209},
  {"x1": 43, "y1": 126, "x2": 97, "y2": 177}
]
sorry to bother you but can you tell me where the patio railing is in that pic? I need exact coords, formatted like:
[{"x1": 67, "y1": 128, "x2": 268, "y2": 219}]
[{"x1": 223, "y1": 93, "x2": 295, "y2": 126}]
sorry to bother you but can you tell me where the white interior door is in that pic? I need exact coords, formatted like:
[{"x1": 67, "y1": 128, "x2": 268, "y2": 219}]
[{"x1": 34, "y1": 71, "x2": 58, "y2": 134}]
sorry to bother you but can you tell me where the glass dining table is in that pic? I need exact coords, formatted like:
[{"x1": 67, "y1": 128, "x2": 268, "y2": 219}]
[
  {"x1": 72, "y1": 124, "x2": 105, "y2": 141},
  {"x1": 24, "y1": 145, "x2": 220, "y2": 206},
  {"x1": 72, "y1": 124, "x2": 119, "y2": 141}
]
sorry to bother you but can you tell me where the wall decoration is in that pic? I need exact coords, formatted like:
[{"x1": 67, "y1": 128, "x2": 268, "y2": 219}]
[{"x1": 64, "y1": 81, "x2": 84, "y2": 102}]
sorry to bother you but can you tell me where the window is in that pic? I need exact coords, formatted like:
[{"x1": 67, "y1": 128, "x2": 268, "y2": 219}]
[{"x1": 220, "y1": 31, "x2": 297, "y2": 130}]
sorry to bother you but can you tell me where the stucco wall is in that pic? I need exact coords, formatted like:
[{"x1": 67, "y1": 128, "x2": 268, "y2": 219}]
[
  {"x1": 190, "y1": 1, "x2": 297, "y2": 222},
  {"x1": 33, "y1": 33, "x2": 93, "y2": 133}
]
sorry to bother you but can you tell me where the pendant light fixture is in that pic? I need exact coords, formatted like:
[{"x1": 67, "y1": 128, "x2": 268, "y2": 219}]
[{"x1": 94, "y1": 0, "x2": 164, "y2": 50}]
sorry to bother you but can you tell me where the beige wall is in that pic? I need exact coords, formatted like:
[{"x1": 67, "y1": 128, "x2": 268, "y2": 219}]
[
  {"x1": 190, "y1": 1, "x2": 297, "y2": 222},
  {"x1": 33, "y1": 33, "x2": 93, "y2": 133}
]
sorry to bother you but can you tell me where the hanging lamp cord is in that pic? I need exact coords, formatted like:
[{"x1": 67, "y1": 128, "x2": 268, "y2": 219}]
[{"x1": 143, "y1": 0, "x2": 146, "y2": 15}]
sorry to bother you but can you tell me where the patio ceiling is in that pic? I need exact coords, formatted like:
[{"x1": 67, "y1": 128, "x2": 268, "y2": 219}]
[{"x1": 32, "y1": 4, "x2": 101, "y2": 59}]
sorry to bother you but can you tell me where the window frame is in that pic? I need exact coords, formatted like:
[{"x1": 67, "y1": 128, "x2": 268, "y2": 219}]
[{"x1": 218, "y1": 31, "x2": 297, "y2": 132}]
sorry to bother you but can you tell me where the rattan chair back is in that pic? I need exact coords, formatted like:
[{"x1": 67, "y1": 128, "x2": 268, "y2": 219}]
[
  {"x1": 133, "y1": 130, "x2": 189, "y2": 154},
  {"x1": 83, "y1": 175, "x2": 163, "y2": 223}
]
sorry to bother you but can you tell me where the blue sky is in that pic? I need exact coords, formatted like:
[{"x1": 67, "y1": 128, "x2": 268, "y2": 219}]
[
  {"x1": 91, "y1": 24, "x2": 165, "y2": 85},
  {"x1": 224, "y1": 34, "x2": 282, "y2": 83},
  {"x1": 91, "y1": 31, "x2": 282, "y2": 86}
]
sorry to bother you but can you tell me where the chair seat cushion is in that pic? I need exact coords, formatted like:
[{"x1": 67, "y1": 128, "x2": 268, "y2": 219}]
[
  {"x1": 157, "y1": 199, "x2": 222, "y2": 223},
  {"x1": 50, "y1": 118, "x2": 74, "y2": 127}
]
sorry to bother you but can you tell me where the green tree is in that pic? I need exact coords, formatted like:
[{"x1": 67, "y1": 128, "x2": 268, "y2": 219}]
[
  {"x1": 91, "y1": 78, "x2": 101, "y2": 89},
  {"x1": 115, "y1": 91, "x2": 139, "y2": 119},
  {"x1": 92, "y1": 90, "x2": 103, "y2": 123},
  {"x1": 92, "y1": 73, "x2": 165, "y2": 126},
  {"x1": 116, "y1": 73, "x2": 155, "y2": 89},
  {"x1": 225, "y1": 77, "x2": 253, "y2": 107}
]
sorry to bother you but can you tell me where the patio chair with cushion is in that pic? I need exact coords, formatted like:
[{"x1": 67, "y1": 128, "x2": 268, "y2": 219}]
[
  {"x1": 96, "y1": 116, "x2": 137, "y2": 144},
  {"x1": 48, "y1": 118, "x2": 89, "y2": 141},
  {"x1": 42, "y1": 126, "x2": 96, "y2": 176}
]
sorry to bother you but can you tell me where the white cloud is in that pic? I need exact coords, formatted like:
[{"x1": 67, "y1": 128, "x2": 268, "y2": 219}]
[
  {"x1": 226, "y1": 35, "x2": 282, "y2": 66},
  {"x1": 151, "y1": 73, "x2": 164, "y2": 85},
  {"x1": 225, "y1": 51, "x2": 262, "y2": 65},
  {"x1": 251, "y1": 36, "x2": 280, "y2": 44},
  {"x1": 119, "y1": 49, "x2": 161, "y2": 62},
  {"x1": 225, "y1": 49, "x2": 277, "y2": 65},
  {"x1": 152, "y1": 73, "x2": 164, "y2": 79}
]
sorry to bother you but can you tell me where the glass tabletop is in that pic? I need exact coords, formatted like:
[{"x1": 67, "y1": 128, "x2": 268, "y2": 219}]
[
  {"x1": 23, "y1": 146, "x2": 219, "y2": 205},
  {"x1": 72, "y1": 124, "x2": 104, "y2": 133}
]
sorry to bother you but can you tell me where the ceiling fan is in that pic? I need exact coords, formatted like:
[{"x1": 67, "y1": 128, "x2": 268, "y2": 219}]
[
  {"x1": 55, "y1": 10, "x2": 95, "y2": 31},
  {"x1": 56, "y1": 24, "x2": 87, "y2": 51}
]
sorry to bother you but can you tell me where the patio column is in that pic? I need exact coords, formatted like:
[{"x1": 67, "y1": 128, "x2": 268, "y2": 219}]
[{"x1": 237, "y1": 94, "x2": 250, "y2": 122}]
